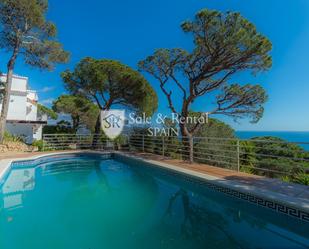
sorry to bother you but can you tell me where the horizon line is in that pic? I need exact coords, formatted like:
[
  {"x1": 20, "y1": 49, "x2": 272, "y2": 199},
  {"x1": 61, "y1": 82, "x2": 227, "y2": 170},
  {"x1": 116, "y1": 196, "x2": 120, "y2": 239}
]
[{"x1": 236, "y1": 130, "x2": 309, "y2": 132}]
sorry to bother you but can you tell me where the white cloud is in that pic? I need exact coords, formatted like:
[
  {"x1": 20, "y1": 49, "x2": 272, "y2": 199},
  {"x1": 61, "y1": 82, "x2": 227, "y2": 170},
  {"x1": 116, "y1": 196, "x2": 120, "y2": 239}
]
[
  {"x1": 40, "y1": 98, "x2": 55, "y2": 105},
  {"x1": 39, "y1": 86, "x2": 55, "y2": 93}
]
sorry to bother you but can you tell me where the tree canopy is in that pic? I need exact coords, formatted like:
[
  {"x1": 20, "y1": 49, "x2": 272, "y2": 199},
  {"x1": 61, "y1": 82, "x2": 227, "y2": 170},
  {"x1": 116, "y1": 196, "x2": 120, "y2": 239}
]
[
  {"x1": 37, "y1": 103, "x2": 58, "y2": 120},
  {"x1": 52, "y1": 95, "x2": 99, "y2": 132},
  {"x1": 192, "y1": 118, "x2": 236, "y2": 167},
  {"x1": 62, "y1": 57, "x2": 158, "y2": 116},
  {"x1": 186, "y1": 112, "x2": 235, "y2": 138},
  {"x1": 0, "y1": 0, "x2": 69, "y2": 143},
  {"x1": 139, "y1": 9, "x2": 272, "y2": 162},
  {"x1": 62, "y1": 58, "x2": 158, "y2": 141},
  {"x1": 249, "y1": 137, "x2": 309, "y2": 173},
  {"x1": 139, "y1": 9, "x2": 271, "y2": 127},
  {"x1": 0, "y1": 0, "x2": 70, "y2": 70}
]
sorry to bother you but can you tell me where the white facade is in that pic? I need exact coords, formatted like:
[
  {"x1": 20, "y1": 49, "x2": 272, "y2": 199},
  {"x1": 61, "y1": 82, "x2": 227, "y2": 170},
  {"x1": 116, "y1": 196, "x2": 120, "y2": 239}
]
[
  {"x1": 2, "y1": 167, "x2": 35, "y2": 210},
  {"x1": 0, "y1": 74, "x2": 47, "y2": 144}
]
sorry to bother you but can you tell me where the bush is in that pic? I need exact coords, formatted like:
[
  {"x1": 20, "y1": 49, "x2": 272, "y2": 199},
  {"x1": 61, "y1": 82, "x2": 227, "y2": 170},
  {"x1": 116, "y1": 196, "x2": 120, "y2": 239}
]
[
  {"x1": 43, "y1": 125, "x2": 75, "y2": 134},
  {"x1": 192, "y1": 118, "x2": 237, "y2": 169},
  {"x1": 292, "y1": 173, "x2": 309, "y2": 185},
  {"x1": 4, "y1": 131, "x2": 25, "y2": 143},
  {"x1": 239, "y1": 136, "x2": 309, "y2": 185},
  {"x1": 32, "y1": 140, "x2": 44, "y2": 151}
]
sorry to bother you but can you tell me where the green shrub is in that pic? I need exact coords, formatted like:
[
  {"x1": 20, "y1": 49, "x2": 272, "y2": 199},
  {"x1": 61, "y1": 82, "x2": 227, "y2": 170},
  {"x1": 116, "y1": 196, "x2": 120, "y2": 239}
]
[
  {"x1": 114, "y1": 135, "x2": 128, "y2": 150},
  {"x1": 43, "y1": 125, "x2": 75, "y2": 134},
  {"x1": 240, "y1": 166, "x2": 255, "y2": 175},
  {"x1": 32, "y1": 140, "x2": 44, "y2": 151},
  {"x1": 4, "y1": 131, "x2": 24, "y2": 143},
  {"x1": 280, "y1": 175, "x2": 291, "y2": 183},
  {"x1": 246, "y1": 136, "x2": 309, "y2": 179},
  {"x1": 292, "y1": 173, "x2": 309, "y2": 185}
]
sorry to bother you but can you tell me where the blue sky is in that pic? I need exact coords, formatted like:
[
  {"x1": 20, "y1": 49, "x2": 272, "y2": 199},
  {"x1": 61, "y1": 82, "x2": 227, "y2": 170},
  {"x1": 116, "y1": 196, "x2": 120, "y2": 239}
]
[{"x1": 1, "y1": 0, "x2": 309, "y2": 131}]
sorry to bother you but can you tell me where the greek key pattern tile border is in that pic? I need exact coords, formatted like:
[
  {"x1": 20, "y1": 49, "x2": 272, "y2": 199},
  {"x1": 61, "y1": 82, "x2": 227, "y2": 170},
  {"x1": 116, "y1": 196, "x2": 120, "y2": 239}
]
[
  {"x1": 201, "y1": 179, "x2": 309, "y2": 222},
  {"x1": 172, "y1": 168, "x2": 309, "y2": 222}
]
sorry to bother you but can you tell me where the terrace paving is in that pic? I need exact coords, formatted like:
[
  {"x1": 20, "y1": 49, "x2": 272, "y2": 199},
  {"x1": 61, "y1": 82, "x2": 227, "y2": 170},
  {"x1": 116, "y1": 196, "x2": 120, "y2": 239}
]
[{"x1": 0, "y1": 150, "x2": 308, "y2": 208}]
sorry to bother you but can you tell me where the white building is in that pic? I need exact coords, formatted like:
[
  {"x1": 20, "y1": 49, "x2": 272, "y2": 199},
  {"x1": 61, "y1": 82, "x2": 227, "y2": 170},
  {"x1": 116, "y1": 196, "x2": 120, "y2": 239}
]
[
  {"x1": 0, "y1": 74, "x2": 47, "y2": 144},
  {"x1": 1, "y1": 167, "x2": 35, "y2": 210}
]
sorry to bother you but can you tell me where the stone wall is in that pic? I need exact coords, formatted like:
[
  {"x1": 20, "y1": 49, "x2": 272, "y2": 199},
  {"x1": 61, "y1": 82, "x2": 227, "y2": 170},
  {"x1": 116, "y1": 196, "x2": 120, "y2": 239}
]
[{"x1": 0, "y1": 141, "x2": 37, "y2": 153}]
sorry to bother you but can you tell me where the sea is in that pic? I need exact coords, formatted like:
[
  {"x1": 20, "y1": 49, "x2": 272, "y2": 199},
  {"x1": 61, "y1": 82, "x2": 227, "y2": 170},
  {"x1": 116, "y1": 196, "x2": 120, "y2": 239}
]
[{"x1": 236, "y1": 131, "x2": 309, "y2": 151}]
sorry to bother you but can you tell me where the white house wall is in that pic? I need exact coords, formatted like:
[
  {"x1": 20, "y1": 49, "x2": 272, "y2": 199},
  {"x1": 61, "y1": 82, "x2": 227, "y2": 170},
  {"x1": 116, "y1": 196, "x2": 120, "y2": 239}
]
[
  {"x1": 11, "y1": 77, "x2": 27, "y2": 92},
  {"x1": 0, "y1": 74, "x2": 44, "y2": 142},
  {"x1": 0, "y1": 75, "x2": 28, "y2": 92},
  {"x1": 33, "y1": 124, "x2": 43, "y2": 141},
  {"x1": 26, "y1": 100, "x2": 38, "y2": 121},
  {"x1": 7, "y1": 94, "x2": 27, "y2": 120},
  {"x1": 26, "y1": 91, "x2": 38, "y2": 121}
]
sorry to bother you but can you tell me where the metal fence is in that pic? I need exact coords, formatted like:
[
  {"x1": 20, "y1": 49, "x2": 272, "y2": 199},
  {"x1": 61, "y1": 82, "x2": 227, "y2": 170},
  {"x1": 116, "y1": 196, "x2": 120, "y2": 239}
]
[
  {"x1": 42, "y1": 133, "x2": 309, "y2": 181},
  {"x1": 42, "y1": 134, "x2": 127, "y2": 151}
]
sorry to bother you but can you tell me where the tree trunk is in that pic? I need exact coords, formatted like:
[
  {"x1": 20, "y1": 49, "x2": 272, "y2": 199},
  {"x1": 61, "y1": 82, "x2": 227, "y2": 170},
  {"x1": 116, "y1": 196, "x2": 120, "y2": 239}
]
[
  {"x1": 179, "y1": 122, "x2": 194, "y2": 164},
  {"x1": 72, "y1": 116, "x2": 80, "y2": 133},
  {"x1": 0, "y1": 45, "x2": 20, "y2": 144},
  {"x1": 92, "y1": 113, "x2": 101, "y2": 149},
  {"x1": 0, "y1": 69, "x2": 14, "y2": 143}
]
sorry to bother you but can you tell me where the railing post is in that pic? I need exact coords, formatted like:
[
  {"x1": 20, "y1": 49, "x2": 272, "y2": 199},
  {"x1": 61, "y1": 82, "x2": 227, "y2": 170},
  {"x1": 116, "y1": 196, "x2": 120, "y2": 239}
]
[
  {"x1": 78, "y1": 135, "x2": 80, "y2": 150},
  {"x1": 42, "y1": 135, "x2": 45, "y2": 152},
  {"x1": 127, "y1": 136, "x2": 131, "y2": 151},
  {"x1": 189, "y1": 136, "x2": 194, "y2": 163},
  {"x1": 162, "y1": 136, "x2": 165, "y2": 157},
  {"x1": 142, "y1": 135, "x2": 145, "y2": 152},
  {"x1": 237, "y1": 139, "x2": 240, "y2": 172}
]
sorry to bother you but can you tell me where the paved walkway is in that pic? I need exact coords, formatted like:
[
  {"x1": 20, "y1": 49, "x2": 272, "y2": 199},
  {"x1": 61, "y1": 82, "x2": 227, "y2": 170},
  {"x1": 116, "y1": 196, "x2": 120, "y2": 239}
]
[
  {"x1": 0, "y1": 151, "x2": 47, "y2": 160},
  {"x1": 1, "y1": 150, "x2": 308, "y2": 205}
]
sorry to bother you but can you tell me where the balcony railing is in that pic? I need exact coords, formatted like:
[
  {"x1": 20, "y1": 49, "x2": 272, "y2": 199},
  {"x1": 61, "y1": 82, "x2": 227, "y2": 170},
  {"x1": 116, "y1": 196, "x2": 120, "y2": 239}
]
[{"x1": 42, "y1": 133, "x2": 309, "y2": 183}]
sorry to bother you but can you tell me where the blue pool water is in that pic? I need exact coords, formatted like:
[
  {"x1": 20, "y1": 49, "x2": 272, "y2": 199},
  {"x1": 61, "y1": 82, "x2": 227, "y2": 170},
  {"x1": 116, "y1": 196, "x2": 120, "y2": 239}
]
[{"x1": 0, "y1": 153, "x2": 308, "y2": 249}]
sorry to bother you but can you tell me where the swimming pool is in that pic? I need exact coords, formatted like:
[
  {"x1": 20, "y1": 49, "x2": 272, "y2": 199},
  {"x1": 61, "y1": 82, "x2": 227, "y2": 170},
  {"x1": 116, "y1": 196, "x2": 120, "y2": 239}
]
[{"x1": 0, "y1": 153, "x2": 308, "y2": 249}]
